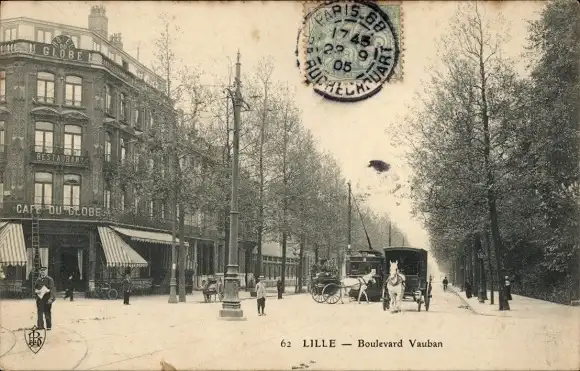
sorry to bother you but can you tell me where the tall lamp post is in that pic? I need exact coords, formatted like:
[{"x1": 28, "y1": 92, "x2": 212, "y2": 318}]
[
  {"x1": 219, "y1": 51, "x2": 247, "y2": 320},
  {"x1": 477, "y1": 249, "x2": 486, "y2": 303}
]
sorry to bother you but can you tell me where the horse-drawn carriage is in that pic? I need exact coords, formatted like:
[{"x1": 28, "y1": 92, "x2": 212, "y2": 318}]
[
  {"x1": 309, "y1": 271, "x2": 342, "y2": 304},
  {"x1": 382, "y1": 247, "x2": 432, "y2": 312}
]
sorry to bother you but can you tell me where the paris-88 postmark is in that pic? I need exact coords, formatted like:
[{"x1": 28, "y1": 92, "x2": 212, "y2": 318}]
[{"x1": 297, "y1": 1, "x2": 402, "y2": 102}]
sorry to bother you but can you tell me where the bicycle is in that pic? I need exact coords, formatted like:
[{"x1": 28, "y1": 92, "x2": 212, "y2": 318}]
[{"x1": 96, "y1": 282, "x2": 118, "y2": 300}]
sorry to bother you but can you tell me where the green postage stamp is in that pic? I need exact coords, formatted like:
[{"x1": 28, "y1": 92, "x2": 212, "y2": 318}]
[{"x1": 297, "y1": 1, "x2": 403, "y2": 102}]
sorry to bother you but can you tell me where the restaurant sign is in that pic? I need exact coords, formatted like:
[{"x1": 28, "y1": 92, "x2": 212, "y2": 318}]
[
  {"x1": 33, "y1": 35, "x2": 89, "y2": 63},
  {"x1": 33, "y1": 152, "x2": 89, "y2": 166},
  {"x1": 14, "y1": 204, "x2": 110, "y2": 219}
]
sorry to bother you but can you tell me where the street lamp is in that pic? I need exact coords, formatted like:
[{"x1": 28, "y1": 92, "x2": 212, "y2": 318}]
[
  {"x1": 219, "y1": 51, "x2": 247, "y2": 321},
  {"x1": 477, "y1": 250, "x2": 486, "y2": 303}
]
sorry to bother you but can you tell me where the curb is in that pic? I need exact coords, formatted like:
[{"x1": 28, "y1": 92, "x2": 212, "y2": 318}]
[{"x1": 448, "y1": 285, "x2": 481, "y2": 315}]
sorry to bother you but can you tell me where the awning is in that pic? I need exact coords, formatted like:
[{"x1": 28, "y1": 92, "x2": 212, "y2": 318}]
[
  {"x1": 0, "y1": 222, "x2": 27, "y2": 266},
  {"x1": 97, "y1": 226, "x2": 148, "y2": 268},
  {"x1": 110, "y1": 226, "x2": 189, "y2": 247}
]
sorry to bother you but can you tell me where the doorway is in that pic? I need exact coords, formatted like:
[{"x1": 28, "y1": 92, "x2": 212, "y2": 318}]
[{"x1": 59, "y1": 247, "x2": 83, "y2": 291}]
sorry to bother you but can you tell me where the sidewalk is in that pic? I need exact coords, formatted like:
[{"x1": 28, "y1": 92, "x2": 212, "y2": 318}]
[{"x1": 449, "y1": 284, "x2": 580, "y2": 319}]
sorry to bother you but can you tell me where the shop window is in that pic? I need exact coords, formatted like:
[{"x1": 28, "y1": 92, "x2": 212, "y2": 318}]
[
  {"x1": 63, "y1": 174, "x2": 81, "y2": 208},
  {"x1": 65, "y1": 75, "x2": 82, "y2": 106},
  {"x1": 34, "y1": 172, "x2": 53, "y2": 206},
  {"x1": 0, "y1": 70, "x2": 5, "y2": 102},
  {"x1": 34, "y1": 121, "x2": 54, "y2": 153},
  {"x1": 36, "y1": 72, "x2": 55, "y2": 104},
  {"x1": 104, "y1": 132, "x2": 112, "y2": 162},
  {"x1": 64, "y1": 125, "x2": 82, "y2": 156}
]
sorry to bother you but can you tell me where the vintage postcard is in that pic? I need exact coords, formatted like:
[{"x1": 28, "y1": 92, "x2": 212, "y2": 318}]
[{"x1": 0, "y1": 1, "x2": 578, "y2": 370}]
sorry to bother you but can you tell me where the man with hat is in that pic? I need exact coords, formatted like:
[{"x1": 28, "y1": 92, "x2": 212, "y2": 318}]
[
  {"x1": 34, "y1": 267, "x2": 56, "y2": 330},
  {"x1": 255, "y1": 275, "x2": 267, "y2": 316}
]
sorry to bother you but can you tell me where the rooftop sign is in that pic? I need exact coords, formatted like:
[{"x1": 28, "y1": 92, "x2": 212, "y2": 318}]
[{"x1": 33, "y1": 35, "x2": 89, "y2": 62}]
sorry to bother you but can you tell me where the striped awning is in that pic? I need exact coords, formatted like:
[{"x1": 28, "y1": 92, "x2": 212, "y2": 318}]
[
  {"x1": 97, "y1": 226, "x2": 148, "y2": 268},
  {"x1": 0, "y1": 223, "x2": 27, "y2": 266},
  {"x1": 110, "y1": 226, "x2": 189, "y2": 247}
]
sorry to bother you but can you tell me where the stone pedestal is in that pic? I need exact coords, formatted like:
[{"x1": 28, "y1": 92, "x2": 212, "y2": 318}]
[{"x1": 219, "y1": 264, "x2": 245, "y2": 321}]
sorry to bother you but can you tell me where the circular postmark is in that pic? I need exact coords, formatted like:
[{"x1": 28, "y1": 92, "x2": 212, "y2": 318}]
[{"x1": 297, "y1": 1, "x2": 400, "y2": 102}]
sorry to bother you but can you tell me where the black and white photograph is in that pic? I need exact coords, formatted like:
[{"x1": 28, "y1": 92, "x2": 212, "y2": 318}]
[{"x1": 0, "y1": 1, "x2": 578, "y2": 370}]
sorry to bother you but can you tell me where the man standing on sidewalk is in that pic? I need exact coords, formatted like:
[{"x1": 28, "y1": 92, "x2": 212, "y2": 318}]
[
  {"x1": 256, "y1": 276, "x2": 267, "y2": 316},
  {"x1": 276, "y1": 277, "x2": 283, "y2": 299},
  {"x1": 35, "y1": 267, "x2": 56, "y2": 330},
  {"x1": 122, "y1": 272, "x2": 132, "y2": 305}
]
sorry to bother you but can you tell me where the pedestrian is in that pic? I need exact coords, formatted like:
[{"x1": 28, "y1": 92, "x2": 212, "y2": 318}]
[
  {"x1": 442, "y1": 276, "x2": 449, "y2": 291},
  {"x1": 201, "y1": 280, "x2": 209, "y2": 302},
  {"x1": 34, "y1": 267, "x2": 56, "y2": 330},
  {"x1": 256, "y1": 275, "x2": 267, "y2": 316},
  {"x1": 276, "y1": 277, "x2": 283, "y2": 299},
  {"x1": 465, "y1": 280, "x2": 472, "y2": 298},
  {"x1": 63, "y1": 274, "x2": 74, "y2": 301},
  {"x1": 122, "y1": 272, "x2": 132, "y2": 305},
  {"x1": 504, "y1": 276, "x2": 512, "y2": 300},
  {"x1": 217, "y1": 277, "x2": 224, "y2": 301}
]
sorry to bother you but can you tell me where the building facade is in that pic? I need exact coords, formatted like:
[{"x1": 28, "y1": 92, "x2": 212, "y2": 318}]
[{"x1": 0, "y1": 6, "x2": 231, "y2": 297}]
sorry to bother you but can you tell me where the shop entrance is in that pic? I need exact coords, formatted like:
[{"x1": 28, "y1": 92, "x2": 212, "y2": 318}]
[{"x1": 59, "y1": 247, "x2": 84, "y2": 291}]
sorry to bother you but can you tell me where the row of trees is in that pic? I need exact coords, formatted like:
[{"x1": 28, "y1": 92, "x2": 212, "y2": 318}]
[
  {"x1": 119, "y1": 15, "x2": 408, "y2": 299},
  {"x1": 399, "y1": 1, "x2": 579, "y2": 305}
]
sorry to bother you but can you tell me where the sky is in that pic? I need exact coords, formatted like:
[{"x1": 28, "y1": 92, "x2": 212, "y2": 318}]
[{"x1": 2, "y1": 1, "x2": 546, "y2": 254}]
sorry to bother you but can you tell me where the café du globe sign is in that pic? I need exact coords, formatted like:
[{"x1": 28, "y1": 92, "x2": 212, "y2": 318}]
[
  {"x1": 12, "y1": 204, "x2": 110, "y2": 220},
  {"x1": 34, "y1": 35, "x2": 89, "y2": 63}
]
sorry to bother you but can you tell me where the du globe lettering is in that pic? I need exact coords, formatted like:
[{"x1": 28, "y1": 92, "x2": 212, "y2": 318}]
[{"x1": 15, "y1": 204, "x2": 109, "y2": 219}]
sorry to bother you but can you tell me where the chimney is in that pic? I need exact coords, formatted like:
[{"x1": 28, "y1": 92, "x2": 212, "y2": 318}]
[
  {"x1": 88, "y1": 5, "x2": 108, "y2": 39},
  {"x1": 109, "y1": 33, "x2": 123, "y2": 50}
]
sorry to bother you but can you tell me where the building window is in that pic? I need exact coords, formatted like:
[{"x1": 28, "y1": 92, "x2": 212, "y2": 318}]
[
  {"x1": 105, "y1": 85, "x2": 113, "y2": 114},
  {"x1": 120, "y1": 138, "x2": 126, "y2": 164},
  {"x1": 64, "y1": 125, "x2": 82, "y2": 156},
  {"x1": 108, "y1": 51, "x2": 115, "y2": 61},
  {"x1": 104, "y1": 132, "x2": 112, "y2": 162},
  {"x1": 0, "y1": 181, "x2": 3, "y2": 209},
  {"x1": 120, "y1": 190, "x2": 126, "y2": 211},
  {"x1": 36, "y1": 72, "x2": 55, "y2": 103},
  {"x1": 36, "y1": 29, "x2": 52, "y2": 43},
  {"x1": 133, "y1": 196, "x2": 139, "y2": 212},
  {"x1": 93, "y1": 41, "x2": 101, "y2": 52},
  {"x1": 133, "y1": 108, "x2": 140, "y2": 127},
  {"x1": 120, "y1": 93, "x2": 127, "y2": 120},
  {"x1": 0, "y1": 121, "x2": 4, "y2": 152},
  {"x1": 0, "y1": 70, "x2": 5, "y2": 101},
  {"x1": 63, "y1": 174, "x2": 81, "y2": 208},
  {"x1": 122, "y1": 60, "x2": 129, "y2": 70},
  {"x1": 34, "y1": 172, "x2": 53, "y2": 206},
  {"x1": 65, "y1": 76, "x2": 82, "y2": 106},
  {"x1": 4, "y1": 27, "x2": 16, "y2": 42},
  {"x1": 104, "y1": 182, "x2": 111, "y2": 209},
  {"x1": 34, "y1": 122, "x2": 54, "y2": 153},
  {"x1": 161, "y1": 203, "x2": 165, "y2": 219},
  {"x1": 148, "y1": 111, "x2": 154, "y2": 130},
  {"x1": 149, "y1": 200, "x2": 154, "y2": 218}
]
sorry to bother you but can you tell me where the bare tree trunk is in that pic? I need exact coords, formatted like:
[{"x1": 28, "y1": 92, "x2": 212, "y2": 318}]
[
  {"x1": 296, "y1": 234, "x2": 305, "y2": 293},
  {"x1": 178, "y1": 204, "x2": 186, "y2": 302},
  {"x1": 485, "y1": 230, "x2": 494, "y2": 304}
]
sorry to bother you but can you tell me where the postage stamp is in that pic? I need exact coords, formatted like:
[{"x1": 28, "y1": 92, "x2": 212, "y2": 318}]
[{"x1": 297, "y1": 1, "x2": 403, "y2": 102}]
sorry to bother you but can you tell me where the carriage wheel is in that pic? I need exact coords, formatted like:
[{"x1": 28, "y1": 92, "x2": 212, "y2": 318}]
[
  {"x1": 311, "y1": 285, "x2": 326, "y2": 303},
  {"x1": 108, "y1": 288, "x2": 118, "y2": 300},
  {"x1": 323, "y1": 283, "x2": 341, "y2": 304}
]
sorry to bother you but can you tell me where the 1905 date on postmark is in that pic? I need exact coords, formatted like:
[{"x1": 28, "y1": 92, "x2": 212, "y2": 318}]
[{"x1": 296, "y1": 1, "x2": 402, "y2": 102}]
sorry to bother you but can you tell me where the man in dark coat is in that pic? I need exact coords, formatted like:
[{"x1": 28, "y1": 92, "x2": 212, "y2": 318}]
[
  {"x1": 122, "y1": 273, "x2": 132, "y2": 305},
  {"x1": 63, "y1": 274, "x2": 74, "y2": 301},
  {"x1": 34, "y1": 267, "x2": 56, "y2": 330},
  {"x1": 276, "y1": 278, "x2": 283, "y2": 299},
  {"x1": 465, "y1": 281, "x2": 473, "y2": 298},
  {"x1": 442, "y1": 277, "x2": 449, "y2": 291}
]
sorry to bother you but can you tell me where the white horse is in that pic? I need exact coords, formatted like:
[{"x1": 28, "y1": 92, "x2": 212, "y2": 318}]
[
  {"x1": 384, "y1": 261, "x2": 405, "y2": 313},
  {"x1": 339, "y1": 270, "x2": 376, "y2": 304}
]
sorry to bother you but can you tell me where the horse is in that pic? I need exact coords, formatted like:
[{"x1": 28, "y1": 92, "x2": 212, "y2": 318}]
[
  {"x1": 339, "y1": 270, "x2": 376, "y2": 304},
  {"x1": 384, "y1": 260, "x2": 405, "y2": 313}
]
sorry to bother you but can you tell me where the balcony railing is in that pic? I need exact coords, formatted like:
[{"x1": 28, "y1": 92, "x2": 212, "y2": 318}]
[
  {"x1": 29, "y1": 145, "x2": 90, "y2": 168},
  {"x1": 0, "y1": 39, "x2": 170, "y2": 103}
]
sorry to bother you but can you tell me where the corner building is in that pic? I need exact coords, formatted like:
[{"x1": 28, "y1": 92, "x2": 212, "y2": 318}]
[{"x1": 0, "y1": 6, "x2": 229, "y2": 297}]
